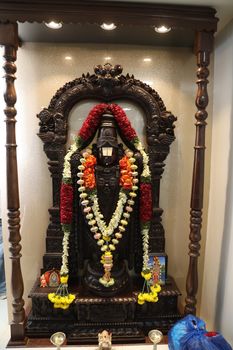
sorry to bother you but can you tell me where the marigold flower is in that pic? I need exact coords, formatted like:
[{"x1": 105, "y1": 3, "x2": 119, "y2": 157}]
[
  {"x1": 83, "y1": 173, "x2": 96, "y2": 189},
  {"x1": 84, "y1": 155, "x2": 97, "y2": 168},
  {"x1": 60, "y1": 275, "x2": 68, "y2": 284},
  {"x1": 151, "y1": 284, "x2": 161, "y2": 293},
  {"x1": 144, "y1": 273, "x2": 152, "y2": 281},
  {"x1": 119, "y1": 156, "x2": 129, "y2": 169}
]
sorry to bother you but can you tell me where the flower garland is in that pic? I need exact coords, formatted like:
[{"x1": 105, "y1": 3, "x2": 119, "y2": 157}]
[
  {"x1": 77, "y1": 148, "x2": 139, "y2": 287},
  {"x1": 48, "y1": 103, "x2": 161, "y2": 309}
]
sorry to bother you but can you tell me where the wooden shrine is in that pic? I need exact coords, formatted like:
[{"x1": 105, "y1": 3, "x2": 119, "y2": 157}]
[{"x1": 0, "y1": 1, "x2": 218, "y2": 346}]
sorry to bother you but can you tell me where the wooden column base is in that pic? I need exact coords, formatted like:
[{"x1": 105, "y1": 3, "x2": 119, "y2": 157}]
[{"x1": 7, "y1": 323, "x2": 28, "y2": 347}]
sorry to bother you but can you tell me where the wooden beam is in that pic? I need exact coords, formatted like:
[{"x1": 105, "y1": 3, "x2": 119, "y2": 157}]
[
  {"x1": 0, "y1": 2, "x2": 218, "y2": 32},
  {"x1": 0, "y1": 22, "x2": 18, "y2": 48}
]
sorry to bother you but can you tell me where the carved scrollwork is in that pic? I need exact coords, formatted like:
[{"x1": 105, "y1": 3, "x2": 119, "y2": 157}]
[{"x1": 147, "y1": 112, "x2": 177, "y2": 146}]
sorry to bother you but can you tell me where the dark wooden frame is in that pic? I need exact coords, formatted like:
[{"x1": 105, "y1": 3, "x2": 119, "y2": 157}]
[
  {"x1": 37, "y1": 63, "x2": 176, "y2": 275},
  {"x1": 0, "y1": 1, "x2": 217, "y2": 345}
]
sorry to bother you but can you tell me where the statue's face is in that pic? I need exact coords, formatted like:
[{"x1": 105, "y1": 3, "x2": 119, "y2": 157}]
[
  {"x1": 97, "y1": 145, "x2": 118, "y2": 166},
  {"x1": 97, "y1": 126, "x2": 118, "y2": 166},
  {"x1": 96, "y1": 113, "x2": 119, "y2": 166}
]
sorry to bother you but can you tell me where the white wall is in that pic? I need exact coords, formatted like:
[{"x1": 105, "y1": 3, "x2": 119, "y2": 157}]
[
  {"x1": 0, "y1": 43, "x2": 212, "y2": 321},
  {"x1": 200, "y1": 19, "x2": 233, "y2": 345}
]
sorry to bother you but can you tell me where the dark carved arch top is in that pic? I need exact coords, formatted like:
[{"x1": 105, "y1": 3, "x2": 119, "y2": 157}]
[{"x1": 38, "y1": 63, "x2": 176, "y2": 148}]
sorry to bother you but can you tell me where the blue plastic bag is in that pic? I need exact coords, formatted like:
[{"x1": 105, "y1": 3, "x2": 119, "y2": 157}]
[{"x1": 168, "y1": 315, "x2": 232, "y2": 350}]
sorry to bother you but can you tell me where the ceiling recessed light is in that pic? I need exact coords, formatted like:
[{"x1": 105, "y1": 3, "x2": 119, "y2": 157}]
[
  {"x1": 65, "y1": 56, "x2": 72, "y2": 60},
  {"x1": 154, "y1": 25, "x2": 171, "y2": 34},
  {"x1": 143, "y1": 58, "x2": 152, "y2": 62},
  {"x1": 104, "y1": 56, "x2": 112, "y2": 60},
  {"x1": 45, "y1": 21, "x2": 62, "y2": 29},
  {"x1": 101, "y1": 23, "x2": 117, "y2": 31}
]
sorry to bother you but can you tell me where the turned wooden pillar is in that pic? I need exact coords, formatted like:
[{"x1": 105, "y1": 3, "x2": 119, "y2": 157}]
[
  {"x1": 0, "y1": 22, "x2": 27, "y2": 345},
  {"x1": 185, "y1": 31, "x2": 214, "y2": 315}
]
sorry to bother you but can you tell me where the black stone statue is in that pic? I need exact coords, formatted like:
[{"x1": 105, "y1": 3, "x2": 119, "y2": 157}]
[{"x1": 69, "y1": 113, "x2": 142, "y2": 296}]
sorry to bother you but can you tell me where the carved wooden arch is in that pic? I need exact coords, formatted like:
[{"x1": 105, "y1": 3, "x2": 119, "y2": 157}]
[
  {"x1": 38, "y1": 64, "x2": 174, "y2": 144},
  {"x1": 38, "y1": 63, "x2": 177, "y2": 274}
]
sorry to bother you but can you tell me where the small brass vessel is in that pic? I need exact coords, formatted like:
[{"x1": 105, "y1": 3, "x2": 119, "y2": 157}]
[
  {"x1": 148, "y1": 329, "x2": 163, "y2": 350},
  {"x1": 50, "y1": 332, "x2": 66, "y2": 350}
]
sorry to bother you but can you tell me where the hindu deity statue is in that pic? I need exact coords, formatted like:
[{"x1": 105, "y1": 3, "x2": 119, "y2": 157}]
[
  {"x1": 48, "y1": 103, "x2": 158, "y2": 309},
  {"x1": 69, "y1": 112, "x2": 143, "y2": 296}
]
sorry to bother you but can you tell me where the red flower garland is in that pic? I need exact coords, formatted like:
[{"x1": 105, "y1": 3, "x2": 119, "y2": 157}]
[
  {"x1": 79, "y1": 103, "x2": 107, "y2": 141},
  {"x1": 140, "y1": 183, "x2": 153, "y2": 222},
  {"x1": 60, "y1": 183, "x2": 74, "y2": 224},
  {"x1": 108, "y1": 104, "x2": 137, "y2": 141},
  {"x1": 58, "y1": 102, "x2": 155, "y2": 308},
  {"x1": 78, "y1": 103, "x2": 137, "y2": 143},
  {"x1": 78, "y1": 102, "x2": 153, "y2": 224}
]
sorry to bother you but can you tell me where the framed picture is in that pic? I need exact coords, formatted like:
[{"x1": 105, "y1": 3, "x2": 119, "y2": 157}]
[{"x1": 148, "y1": 253, "x2": 167, "y2": 285}]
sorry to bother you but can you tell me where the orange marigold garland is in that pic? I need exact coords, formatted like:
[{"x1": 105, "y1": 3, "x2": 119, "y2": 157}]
[{"x1": 119, "y1": 155, "x2": 135, "y2": 190}]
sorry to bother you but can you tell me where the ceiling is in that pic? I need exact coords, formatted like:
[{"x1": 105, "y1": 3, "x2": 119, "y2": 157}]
[
  {"x1": 101, "y1": 0, "x2": 233, "y2": 31},
  {"x1": 16, "y1": 0, "x2": 232, "y2": 46},
  {"x1": 18, "y1": 23, "x2": 195, "y2": 47}
]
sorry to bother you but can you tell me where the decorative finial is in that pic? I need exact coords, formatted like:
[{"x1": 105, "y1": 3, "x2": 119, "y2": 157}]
[{"x1": 94, "y1": 63, "x2": 123, "y2": 79}]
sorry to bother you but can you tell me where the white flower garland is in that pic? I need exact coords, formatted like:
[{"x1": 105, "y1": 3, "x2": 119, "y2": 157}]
[
  {"x1": 63, "y1": 142, "x2": 78, "y2": 181},
  {"x1": 60, "y1": 231, "x2": 70, "y2": 275},
  {"x1": 49, "y1": 105, "x2": 161, "y2": 309},
  {"x1": 78, "y1": 149, "x2": 139, "y2": 270},
  {"x1": 142, "y1": 228, "x2": 150, "y2": 271},
  {"x1": 135, "y1": 141, "x2": 151, "y2": 178},
  {"x1": 59, "y1": 139, "x2": 152, "y2": 287},
  {"x1": 91, "y1": 192, "x2": 127, "y2": 238}
]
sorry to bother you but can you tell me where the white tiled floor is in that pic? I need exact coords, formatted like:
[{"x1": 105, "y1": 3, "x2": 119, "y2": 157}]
[
  {"x1": 6, "y1": 347, "x2": 168, "y2": 350},
  {"x1": 0, "y1": 299, "x2": 168, "y2": 349},
  {"x1": 0, "y1": 298, "x2": 10, "y2": 349},
  {"x1": 7, "y1": 346, "x2": 168, "y2": 350}
]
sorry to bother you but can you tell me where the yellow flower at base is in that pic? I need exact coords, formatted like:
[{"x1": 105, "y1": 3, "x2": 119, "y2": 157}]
[
  {"x1": 152, "y1": 296, "x2": 158, "y2": 303},
  {"x1": 151, "y1": 284, "x2": 161, "y2": 293},
  {"x1": 137, "y1": 282, "x2": 161, "y2": 305},
  {"x1": 48, "y1": 293, "x2": 56, "y2": 303},
  {"x1": 54, "y1": 302, "x2": 70, "y2": 310},
  {"x1": 141, "y1": 271, "x2": 152, "y2": 281},
  {"x1": 60, "y1": 275, "x2": 68, "y2": 284},
  {"x1": 138, "y1": 293, "x2": 145, "y2": 302},
  {"x1": 48, "y1": 292, "x2": 75, "y2": 309}
]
